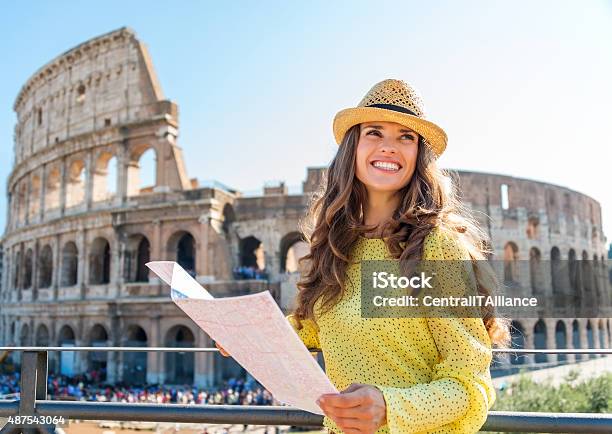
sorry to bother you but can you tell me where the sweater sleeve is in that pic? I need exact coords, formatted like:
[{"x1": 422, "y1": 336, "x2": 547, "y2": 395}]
[
  {"x1": 373, "y1": 228, "x2": 496, "y2": 433},
  {"x1": 286, "y1": 313, "x2": 322, "y2": 351}
]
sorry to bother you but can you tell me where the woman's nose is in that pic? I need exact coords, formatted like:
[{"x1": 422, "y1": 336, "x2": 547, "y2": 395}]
[{"x1": 378, "y1": 139, "x2": 398, "y2": 153}]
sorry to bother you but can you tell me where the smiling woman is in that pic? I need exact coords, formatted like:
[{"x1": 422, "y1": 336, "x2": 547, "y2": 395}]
[
  {"x1": 216, "y1": 79, "x2": 511, "y2": 434},
  {"x1": 284, "y1": 79, "x2": 511, "y2": 434}
]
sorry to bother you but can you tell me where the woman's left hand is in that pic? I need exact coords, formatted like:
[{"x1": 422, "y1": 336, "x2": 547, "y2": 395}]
[{"x1": 317, "y1": 383, "x2": 387, "y2": 433}]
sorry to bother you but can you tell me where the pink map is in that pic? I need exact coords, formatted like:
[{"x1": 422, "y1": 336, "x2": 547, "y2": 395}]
[{"x1": 146, "y1": 261, "x2": 338, "y2": 415}]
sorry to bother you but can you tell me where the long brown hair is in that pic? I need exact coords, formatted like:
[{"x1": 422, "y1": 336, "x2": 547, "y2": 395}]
[{"x1": 292, "y1": 123, "x2": 511, "y2": 348}]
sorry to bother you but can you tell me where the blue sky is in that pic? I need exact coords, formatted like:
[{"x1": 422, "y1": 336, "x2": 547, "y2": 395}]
[{"x1": 1, "y1": 0, "x2": 611, "y2": 249}]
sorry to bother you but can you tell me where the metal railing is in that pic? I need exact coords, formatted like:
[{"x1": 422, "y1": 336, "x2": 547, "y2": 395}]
[{"x1": 0, "y1": 347, "x2": 611, "y2": 433}]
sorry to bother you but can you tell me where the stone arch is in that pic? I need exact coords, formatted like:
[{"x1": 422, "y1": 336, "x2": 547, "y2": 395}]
[
  {"x1": 503, "y1": 242, "x2": 519, "y2": 286},
  {"x1": 88, "y1": 324, "x2": 109, "y2": 383},
  {"x1": 529, "y1": 247, "x2": 544, "y2": 295},
  {"x1": 29, "y1": 174, "x2": 41, "y2": 219},
  {"x1": 123, "y1": 324, "x2": 148, "y2": 385},
  {"x1": 279, "y1": 232, "x2": 309, "y2": 273},
  {"x1": 35, "y1": 324, "x2": 50, "y2": 346},
  {"x1": 598, "y1": 320, "x2": 607, "y2": 350},
  {"x1": 586, "y1": 320, "x2": 595, "y2": 359},
  {"x1": 13, "y1": 251, "x2": 22, "y2": 289},
  {"x1": 45, "y1": 166, "x2": 61, "y2": 211},
  {"x1": 92, "y1": 151, "x2": 118, "y2": 202},
  {"x1": 20, "y1": 323, "x2": 30, "y2": 346},
  {"x1": 16, "y1": 182, "x2": 27, "y2": 224},
  {"x1": 222, "y1": 203, "x2": 235, "y2": 235},
  {"x1": 61, "y1": 241, "x2": 78, "y2": 286},
  {"x1": 58, "y1": 324, "x2": 77, "y2": 376},
  {"x1": 572, "y1": 320, "x2": 583, "y2": 361},
  {"x1": 509, "y1": 320, "x2": 525, "y2": 365},
  {"x1": 65, "y1": 159, "x2": 86, "y2": 208},
  {"x1": 89, "y1": 237, "x2": 111, "y2": 284},
  {"x1": 127, "y1": 145, "x2": 157, "y2": 197},
  {"x1": 164, "y1": 325, "x2": 195, "y2": 384},
  {"x1": 167, "y1": 231, "x2": 196, "y2": 276},
  {"x1": 533, "y1": 319, "x2": 547, "y2": 363},
  {"x1": 38, "y1": 244, "x2": 53, "y2": 288},
  {"x1": 23, "y1": 248, "x2": 33, "y2": 289},
  {"x1": 9, "y1": 322, "x2": 16, "y2": 344},
  {"x1": 125, "y1": 234, "x2": 151, "y2": 282},
  {"x1": 58, "y1": 324, "x2": 76, "y2": 344},
  {"x1": 555, "y1": 320, "x2": 567, "y2": 363},
  {"x1": 239, "y1": 235, "x2": 265, "y2": 270}
]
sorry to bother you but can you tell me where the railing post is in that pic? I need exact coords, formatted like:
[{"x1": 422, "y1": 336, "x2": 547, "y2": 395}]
[
  {"x1": 0, "y1": 351, "x2": 55, "y2": 434},
  {"x1": 35, "y1": 352, "x2": 47, "y2": 402}
]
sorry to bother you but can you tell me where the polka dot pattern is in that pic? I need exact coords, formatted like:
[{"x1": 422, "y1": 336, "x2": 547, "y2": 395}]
[{"x1": 287, "y1": 227, "x2": 495, "y2": 433}]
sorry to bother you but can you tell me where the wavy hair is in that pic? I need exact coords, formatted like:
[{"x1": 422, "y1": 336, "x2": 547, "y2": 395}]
[{"x1": 291, "y1": 123, "x2": 511, "y2": 348}]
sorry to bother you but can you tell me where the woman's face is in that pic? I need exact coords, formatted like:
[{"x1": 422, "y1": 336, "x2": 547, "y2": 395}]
[{"x1": 355, "y1": 121, "x2": 420, "y2": 194}]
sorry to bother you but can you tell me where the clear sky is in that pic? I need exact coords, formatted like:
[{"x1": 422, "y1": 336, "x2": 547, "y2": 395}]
[{"x1": 1, "y1": 0, "x2": 611, "y2": 250}]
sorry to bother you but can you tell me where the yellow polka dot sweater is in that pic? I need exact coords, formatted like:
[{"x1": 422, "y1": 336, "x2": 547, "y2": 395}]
[{"x1": 286, "y1": 227, "x2": 495, "y2": 433}]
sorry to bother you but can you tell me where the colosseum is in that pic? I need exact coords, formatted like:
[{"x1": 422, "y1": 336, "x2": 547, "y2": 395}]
[{"x1": 1, "y1": 27, "x2": 610, "y2": 387}]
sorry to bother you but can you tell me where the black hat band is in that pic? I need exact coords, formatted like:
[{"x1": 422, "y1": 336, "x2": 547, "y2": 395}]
[{"x1": 365, "y1": 103, "x2": 418, "y2": 117}]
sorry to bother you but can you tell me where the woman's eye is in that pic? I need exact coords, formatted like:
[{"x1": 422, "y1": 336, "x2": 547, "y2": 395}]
[{"x1": 366, "y1": 130, "x2": 414, "y2": 140}]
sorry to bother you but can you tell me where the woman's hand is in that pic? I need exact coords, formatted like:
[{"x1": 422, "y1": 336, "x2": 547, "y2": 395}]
[
  {"x1": 317, "y1": 383, "x2": 387, "y2": 433},
  {"x1": 214, "y1": 341, "x2": 230, "y2": 357}
]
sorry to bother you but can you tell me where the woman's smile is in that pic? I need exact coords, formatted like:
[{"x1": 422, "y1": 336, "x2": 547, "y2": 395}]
[{"x1": 370, "y1": 159, "x2": 403, "y2": 173}]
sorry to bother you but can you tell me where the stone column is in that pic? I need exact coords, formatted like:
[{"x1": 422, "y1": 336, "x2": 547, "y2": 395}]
[
  {"x1": 198, "y1": 212, "x2": 212, "y2": 282},
  {"x1": 59, "y1": 157, "x2": 67, "y2": 216},
  {"x1": 6, "y1": 193, "x2": 12, "y2": 232},
  {"x1": 522, "y1": 326, "x2": 535, "y2": 365},
  {"x1": 77, "y1": 229, "x2": 86, "y2": 297},
  {"x1": 116, "y1": 141, "x2": 128, "y2": 204},
  {"x1": 579, "y1": 318, "x2": 589, "y2": 360},
  {"x1": 146, "y1": 316, "x2": 162, "y2": 384},
  {"x1": 39, "y1": 165, "x2": 47, "y2": 221},
  {"x1": 32, "y1": 240, "x2": 39, "y2": 301},
  {"x1": 195, "y1": 329, "x2": 214, "y2": 388},
  {"x1": 108, "y1": 310, "x2": 121, "y2": 384},
  {"x1": 563, "y1": 319, "x2": 575, "y2": 363},
  {"x1": 52, "y1": 235, "x2": 61, "y2": 300},
  {"x1": 111, "y1": 231, "x2": 124, "y2": 298},
  {"x1": 545, "y1": 319, "x2": 557, "y2": 364},
  {"x1": 1, "y1": 249, "x2": 8, "y2": 303},
  {"x1": 76, "y1": 317, "x2": 88, "y2": 375},
  {"x1": 25, "y1": 174, "x2": 32, "y2": 226},
  {"x1": 592, "y1": 320, "x2": 601, "y2": 358},
  {"x1": 151, "y1": 219, "x2": 162, "y2": 290},
  {"x1": 17, "y1": 244, "x2": 23, "y2": 302},
  {"x1": 85, "y1": 151, "x2": 94, "y2": 210}
]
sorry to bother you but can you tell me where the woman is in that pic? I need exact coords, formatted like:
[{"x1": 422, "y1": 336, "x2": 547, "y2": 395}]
[{"x1": 218, "y1": 79, "x2": 511, "y2": 433}]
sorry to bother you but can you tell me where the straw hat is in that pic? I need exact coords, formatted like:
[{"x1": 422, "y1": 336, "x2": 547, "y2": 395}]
[{"x1": 333, "y1": 79, "x2": 447, "y2": 157}]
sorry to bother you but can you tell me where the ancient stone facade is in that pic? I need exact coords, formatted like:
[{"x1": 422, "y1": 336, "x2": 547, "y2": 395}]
[{"x1": 1, "y1": 28, "x2": 611, "y2": 387}]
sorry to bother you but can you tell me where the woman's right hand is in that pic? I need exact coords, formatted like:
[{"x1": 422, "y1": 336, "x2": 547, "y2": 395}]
[{"x1": 215, "y1": 341, "x2": 230, "y2": 357}]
